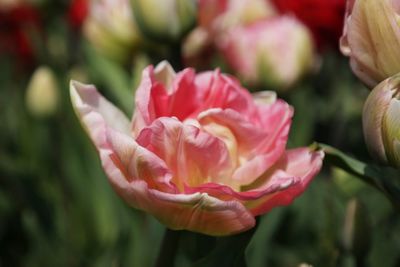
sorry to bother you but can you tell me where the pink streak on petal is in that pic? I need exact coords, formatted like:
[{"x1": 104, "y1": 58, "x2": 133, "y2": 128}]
[
  {"x1": 147, "y1": 188, "x2": 255, "y2": 236},
  {"x1": 184, "y1": 177, "x2": 297, "y2": 201},
  {"x1": 136, "y1": 117, "x2": 233, "y2": 189},
  {"x1": 151, "y1": 68, "x2": 201, "y2": 121},
  {"x1": 70, "y1": 80, "x2": 255, "y2": 236},
  {"x1": 105, "y1": 128, "x2": 177, "y2": 192},
  {"x1": 70, "y1": 81, "x2": 131, "y2": 136},
  {"x1": 118, "y1": 180, "x2": 255, "y2": 236},
  {"x1": 132, "y1": 66, "x2": 260, "y2": 137},
  {"x1": 99, "y1": 152, "x2": 255, "y2": 236},
  {"x1": 194, "y1": 70, "x2": 256, "y2": 117},
  {"x1": 132, "y1": 64, "x2": 207, "y2": 134},
  {"x1": 246, "y1": 148, "x2": 324, "y2": 216},
  {"x1": 198, "y1": 99, "x2": 293, "y2": 186},
  {"x1": 70, "y1": 81, "x2": 176, "y2": 192},
  {"x1": 184, "y1": 148, "x2": 323, "y2": 216},
  {"x1": 132, "y1": 65, "x2": 158, "y2": 136}
]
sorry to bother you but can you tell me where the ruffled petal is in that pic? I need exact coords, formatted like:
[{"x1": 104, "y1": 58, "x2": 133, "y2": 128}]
[
  {"x1": 198, "y1": 98, "x2": 292, "y2": 186},
  {"x1": 184, "y1": 148, "x2": 323, "y2": 216},
  {"x1": 70, "y1": 81, "x2": 254, "y2": 236},
  {"x1": 132, "y1": 62, "x2": 203, "y2": 135},
  {"x1": 136, "y1": 117, "x2": 235, "y2": 190},
  {"x1": 132, "y1": 64, "x2": 261, "y2": 136},
  {"x1": 341, "y1": 0, "x2": 400, "y2": 87},
  {"x1": 194, "y1": 70, "x2": 256, "y2": 117},
  {"x1": 70, "y1": 80, "x2": 131, "y2": 136},
  {"x1": 362, "y1": 78, "x2": 393, "y2": 163},
  {"x1": 245, "y1": 148, "x2": 324, "y2": 216},
  {"x1": 70, "y1": 81, "x2": 175, "y2": 192},
  {"x1": 120, "y1": 181, "x2": 255, "y2": 236}
]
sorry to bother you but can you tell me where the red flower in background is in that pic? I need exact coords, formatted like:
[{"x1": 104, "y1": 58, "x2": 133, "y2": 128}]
[
  {"x1": 0, "y1": 4, "x2": 40, "y2": 66},
  {"x1": 271, "y1": 0, "x2": 346, "y2": 49},
  {"x1": 198, "y1": 0, "x2": 228, "y2": 31},
  {"x1": 68, "y1": 0, "x2": 88, "y2": 29}
]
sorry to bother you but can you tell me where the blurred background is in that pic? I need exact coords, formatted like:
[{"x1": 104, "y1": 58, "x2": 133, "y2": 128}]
[{"x1": 1, "y1": 0, "x2": 399, "y2": 266}]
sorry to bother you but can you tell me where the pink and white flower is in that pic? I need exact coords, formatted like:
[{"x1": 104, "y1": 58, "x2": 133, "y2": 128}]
[
  {"x1": 70, "y1": 62, "x2": 324, "y2": 236},
  {"x1": 218, "y1": 16, "x2": 315, "y2": 89}
]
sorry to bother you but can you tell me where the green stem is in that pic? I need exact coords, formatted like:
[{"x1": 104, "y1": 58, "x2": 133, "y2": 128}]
[
  {"x1": 317, "y1": 143, "x2": 400, "y2": 210},
  {"x1": 153, "y1": 228, "x2": 181, "y2": 267}
]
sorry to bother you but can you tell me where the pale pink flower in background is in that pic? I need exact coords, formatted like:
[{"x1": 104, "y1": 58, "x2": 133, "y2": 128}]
[
  {"x1": 184, "y1": 1, "x2": 316, "y2": 90},
  {"x1": 183, "y1": 0, "x2": 276, "y2": 68},
  {"x1": 70, "y1": 61, "x2": 324, "y2": 236},
  {"x1": 219, "y1": 16, "x2": 315, "y2": 89}
]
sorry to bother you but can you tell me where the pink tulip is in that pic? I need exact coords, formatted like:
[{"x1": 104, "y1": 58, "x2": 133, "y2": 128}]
[
  {"x1": 70, "y1": 62, "x2": 324, "y2": 236},
  {"x1": 183, "y1": 0, "x2": 277, "y2": 68},
  {"x1": 218, "y1": 16, "x2": 315, "y2": 89}
]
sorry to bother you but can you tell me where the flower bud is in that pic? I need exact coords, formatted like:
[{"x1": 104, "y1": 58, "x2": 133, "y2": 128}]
[
  {"x1": 83, "y1": 0, "x2": 142, "y2": 62},
  {"x1": 219, "y1": 16, "x2": 315, "y2": 90},
  {"x1": 25, "y1": 66, "x2": 59, "y2": 118},
  {"x1": 340, "y1": 0, "x2": 400, "y2": 88},
  {"x1": 363, "y1": 74, "x2": 400, "y2": 167},
  {"x1": 131, "y1": 0, "x2": 197, "y2": 42}
]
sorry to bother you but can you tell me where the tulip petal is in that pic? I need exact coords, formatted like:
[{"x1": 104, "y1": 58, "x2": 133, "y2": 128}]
[
  {"x1": 184, "y1": 177, "x2": 298, "y2": 202},
  {"x1": 70, "y1": 81, "x2": 176, "y2": 192},
  {"x1": 136, "y1": 117, "x2": 235, "y2": 190},
  {"x1": 132, "y1": 62, "x2": 204, "y2": 135},
  {"x1": 70, "y1": 82, "x2": 254, "y2": 235},
  {"x1": 194, "y1": 70, "x2": 256, "y2": 116},
  {"x1": 70, "y1": 81, "x2": 131, "y2": 136},
  {"x1": 341, "y1": 0, "x2": 400, "y2": 87},
  {"x1": 382, "y1": 98, "x2": 400, "y2": 167},
  {"x1": 198, "y1": 99, "x2": 292, "y2": 186},
  {"x1": 184, "y1": 148, "x2": 323, "y2": 216},
  {"x1": 90, "y1": 128, "x2": 255, "y2": 236},
  {"x1": 132, "y1": 65, "x2": 260, "y2": 136},
  {"x1": 362, "y1": 79, "x2": 393, "y2": 163},
  {"x1": 115, "y1": 180, "x2": 255, "y2": 236},
  {"x1": 244, "y1": 148, "x2": 324, "y2": 215}
]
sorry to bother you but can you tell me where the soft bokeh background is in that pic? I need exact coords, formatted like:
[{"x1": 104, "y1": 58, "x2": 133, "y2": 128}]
[{"x1": 1, "y1": 0, "x2": 399, "y2": 266}]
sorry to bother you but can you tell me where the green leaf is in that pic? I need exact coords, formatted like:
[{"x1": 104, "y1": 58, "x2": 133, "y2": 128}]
[
  {"x1": 83, "y1": 42, "x2": 133, "y2": 114},
  {"x1": 318, "y1": 143, "x2": 400, "y2": 210}
]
